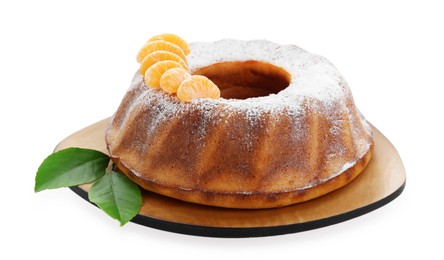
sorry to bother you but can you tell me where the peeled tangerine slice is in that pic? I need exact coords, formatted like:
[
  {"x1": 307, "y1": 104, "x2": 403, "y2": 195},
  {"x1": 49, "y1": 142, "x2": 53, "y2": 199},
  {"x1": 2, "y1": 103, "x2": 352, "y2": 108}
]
[
  {"x1": 137, "y1": 40, "x2": 187, "y2": 63},
  {"x1": 148, "y1": 33, "x2": 190, "y2": 56},
  {"x1": 145, "y1": 60, "x2": 184, "y2": 88},
  {"x1": 177, "y1": 75, "x2": 221, "y2": 102},
  {"x1": 140, "y1": 51, "x2": 188, "y2": 75},
  {"x1": 160, "y1": 67, "x2": 191, "y2": 94}
]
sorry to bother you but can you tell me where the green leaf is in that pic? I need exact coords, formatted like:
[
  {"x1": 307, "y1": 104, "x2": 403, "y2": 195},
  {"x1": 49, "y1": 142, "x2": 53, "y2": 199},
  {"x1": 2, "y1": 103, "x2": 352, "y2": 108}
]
[
  {"x1": 35, "y1": 147, "x2": 109, "y2": 192},
  {"x1": 88, "y1": 171, "x2": 142, "y2": 226}
]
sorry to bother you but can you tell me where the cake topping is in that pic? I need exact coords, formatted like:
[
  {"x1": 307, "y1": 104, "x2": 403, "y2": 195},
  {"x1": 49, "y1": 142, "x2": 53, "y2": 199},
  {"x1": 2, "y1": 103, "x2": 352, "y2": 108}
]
[
  {"x1": 148, "y1": 33, "x2": 191, "y2": 55},
  {"x1": 138, "y1": 33, "x2": 222, "y2": 102},
  {"x1": 160, "y1": 67, "x2": 191, "y2": 94},
  {"x1": 137, "y1": 40, "x2": 187, "y2": 63},
  {"x1": 145, "y1": 60, "x2": 184, "y2": 89},
  {"x1": 140, "y1": 50, "x2": 188, "y2": 75},
  {"x1": 177, "y1": 75, "x2": 221, "y2": 102}
]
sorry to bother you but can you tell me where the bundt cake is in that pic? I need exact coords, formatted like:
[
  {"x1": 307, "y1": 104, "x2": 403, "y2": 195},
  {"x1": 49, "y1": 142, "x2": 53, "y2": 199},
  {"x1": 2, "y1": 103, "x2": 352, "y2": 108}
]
[{"x1": 105, "y1": 35, "x2": 373, "y2": 209}]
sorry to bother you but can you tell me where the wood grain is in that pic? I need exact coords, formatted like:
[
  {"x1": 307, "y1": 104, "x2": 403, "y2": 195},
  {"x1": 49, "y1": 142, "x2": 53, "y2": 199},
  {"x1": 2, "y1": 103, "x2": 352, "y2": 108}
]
[{"x1": 56, "y1": 118, "x2": 406, "y2": 229}]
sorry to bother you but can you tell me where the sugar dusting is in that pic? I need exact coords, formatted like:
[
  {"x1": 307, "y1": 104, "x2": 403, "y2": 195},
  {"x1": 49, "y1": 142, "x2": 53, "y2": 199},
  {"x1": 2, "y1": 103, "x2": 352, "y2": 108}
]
[
  {"x1": 188, "y1": 39, "x2": 345, "y2": 105},
  {"x1": 181, "y1": 39, "x2": 357, "y2": 138},
  {"x1": 123, "y1": 39, "x2": 360, "y2": 128}
]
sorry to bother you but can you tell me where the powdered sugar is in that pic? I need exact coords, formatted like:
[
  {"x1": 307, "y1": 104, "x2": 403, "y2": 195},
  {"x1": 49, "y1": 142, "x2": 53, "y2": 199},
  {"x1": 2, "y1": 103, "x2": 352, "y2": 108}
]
[{"x1": 188, "y1": 39, "x2": 346, "y2": 106}]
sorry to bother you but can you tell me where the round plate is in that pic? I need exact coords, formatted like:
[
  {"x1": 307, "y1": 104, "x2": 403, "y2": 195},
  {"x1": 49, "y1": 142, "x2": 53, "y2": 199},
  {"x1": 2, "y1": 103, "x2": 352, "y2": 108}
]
[{"x1": 56, "y1": 119, "x2": 406, "y2": 238}]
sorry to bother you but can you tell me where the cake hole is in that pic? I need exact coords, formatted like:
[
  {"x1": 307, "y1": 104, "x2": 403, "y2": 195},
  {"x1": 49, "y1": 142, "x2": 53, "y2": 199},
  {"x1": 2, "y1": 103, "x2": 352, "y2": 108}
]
[{"x1": 193, "y1": 61, "x2": 291, "y2": 99}]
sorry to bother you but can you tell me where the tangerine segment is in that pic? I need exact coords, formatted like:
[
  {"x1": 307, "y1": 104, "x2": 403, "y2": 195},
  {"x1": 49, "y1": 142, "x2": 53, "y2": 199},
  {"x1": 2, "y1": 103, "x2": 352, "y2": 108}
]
[
  {"x1": 137, "y1": 40, "x2": 186, "y2": 63},
  {"x1": 140, "y1": 51, "x2": 188, "y2": 75},
  {"x1": 160, "y1": 67, "x2": 191, "y2": 94},
  {"x1": 145, "y1": 60, "x2": 183, "y2": 88},
  {"x1": 177, "y1": 75, "x2": 221, "y2": 102},
  {"x1": 148, "y1": 33, "x2": 190, "y2": 55}
]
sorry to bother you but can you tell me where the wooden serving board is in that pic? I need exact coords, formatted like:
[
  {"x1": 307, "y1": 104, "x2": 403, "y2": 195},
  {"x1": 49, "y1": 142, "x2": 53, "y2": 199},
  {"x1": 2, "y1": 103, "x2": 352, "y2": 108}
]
[{"x1": 56, "y1": 119, "x2": 406, "y2": 237}]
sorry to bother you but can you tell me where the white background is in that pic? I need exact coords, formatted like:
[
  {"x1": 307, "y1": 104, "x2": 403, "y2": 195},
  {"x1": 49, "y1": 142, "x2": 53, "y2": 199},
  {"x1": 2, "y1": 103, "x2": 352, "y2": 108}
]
[{"x1": 1, "y1": 0, "x2": 443, "y2": 259}]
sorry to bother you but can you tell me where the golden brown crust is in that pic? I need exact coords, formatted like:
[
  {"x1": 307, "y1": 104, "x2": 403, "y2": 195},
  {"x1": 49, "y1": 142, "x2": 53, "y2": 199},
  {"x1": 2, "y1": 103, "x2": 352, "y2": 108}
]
[
  {"x1": 105, "y1": 41, "x2": 375, "y2": 209},
  {"x1": 109, "y1": 142, "x2": 373, "y2": 209}
]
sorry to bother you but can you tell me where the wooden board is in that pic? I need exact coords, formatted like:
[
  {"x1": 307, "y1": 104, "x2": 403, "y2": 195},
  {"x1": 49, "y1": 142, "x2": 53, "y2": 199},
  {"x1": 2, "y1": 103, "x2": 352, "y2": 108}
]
[{"x1": 56, "y1": 119, "x2": 406, "y2": 237}]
